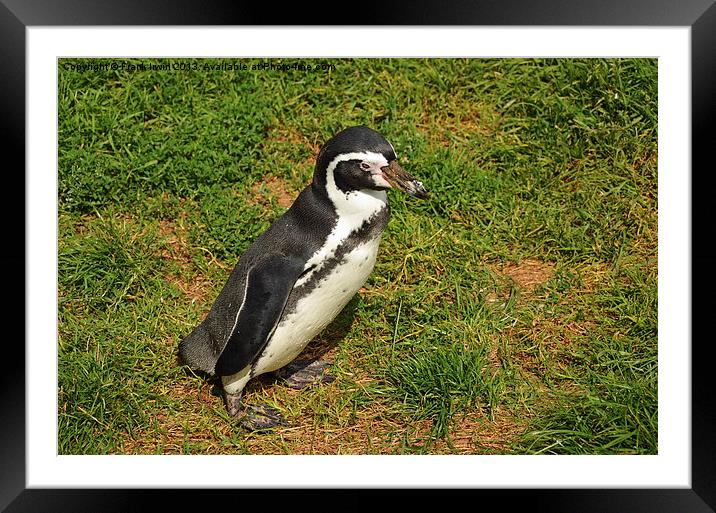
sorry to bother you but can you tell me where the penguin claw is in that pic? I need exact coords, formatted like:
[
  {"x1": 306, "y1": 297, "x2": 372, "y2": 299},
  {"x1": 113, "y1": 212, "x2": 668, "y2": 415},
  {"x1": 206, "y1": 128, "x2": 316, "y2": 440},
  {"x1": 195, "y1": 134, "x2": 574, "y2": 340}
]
[
  {"x1": 224, "y1": 391, "x2": 288, "y2": 430},
  {"x1": 237, "y1": 404, "x2": 289, "y2": 431},
  {"x1": 277, "y1": 359, "x2": 336, "y2": 389},
  {"x1": 223, "y1": 390, "x2": 288, "y2": 431}
]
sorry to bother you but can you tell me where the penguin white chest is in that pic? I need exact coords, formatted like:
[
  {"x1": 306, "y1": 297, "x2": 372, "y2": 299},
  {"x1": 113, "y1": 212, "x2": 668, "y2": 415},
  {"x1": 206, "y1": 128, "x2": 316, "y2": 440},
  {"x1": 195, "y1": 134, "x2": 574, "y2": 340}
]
[{"x1": 253, "y1": 235, "x2": 382, "y2": 375}]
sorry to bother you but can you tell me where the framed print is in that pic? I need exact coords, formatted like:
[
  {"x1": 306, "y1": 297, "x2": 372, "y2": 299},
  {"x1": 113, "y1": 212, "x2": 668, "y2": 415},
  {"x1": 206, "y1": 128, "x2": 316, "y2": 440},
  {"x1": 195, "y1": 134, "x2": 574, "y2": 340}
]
[{"x1": 5, "y1": 0, "x2": 715, "y2": 511}]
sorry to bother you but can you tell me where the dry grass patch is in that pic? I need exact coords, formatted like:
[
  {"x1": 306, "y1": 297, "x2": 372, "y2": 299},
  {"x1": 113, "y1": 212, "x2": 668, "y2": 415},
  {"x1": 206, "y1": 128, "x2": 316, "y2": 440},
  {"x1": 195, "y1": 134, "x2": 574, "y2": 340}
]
[
  {"x1": 121, "y1": 380, "x2": 229, "y2": 454},
  {"x1": 436, "y1": 412, "x2": 526, "y2": 454},
  {"x1": 485, "y1": 258, "x2": 554, "y2": 307},
  {"x1": 166, "y1": 272, "x2": 214, "y2": 308},
  {"x1": 502, "y1": 258, "x2": 555, "y2": 292},
  {"x1": 250, "y1": 175, "x2": 299, "y2": 210},
  {"x1": 262, "y1": 406, "x2": 520, "y2": 455},
  {"x1": 263, "y1": 125, "x2": 321, "y2": 177},
  {"x1": 158, "y1": 218, "x2": 215, "y2": 306},
  {"x1": 265, "y1": 125, "x2": 321, "y2": 152},
  {"x1": 418, "y1": 90, "x2": 500, "y2": 147}
]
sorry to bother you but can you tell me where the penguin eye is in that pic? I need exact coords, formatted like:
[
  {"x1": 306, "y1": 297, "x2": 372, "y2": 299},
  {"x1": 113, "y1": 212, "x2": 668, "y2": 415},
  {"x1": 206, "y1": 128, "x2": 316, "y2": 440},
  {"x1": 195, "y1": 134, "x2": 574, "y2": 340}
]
[{"x1": 359, "y1": 162, "x2": 371, "y2": 171}]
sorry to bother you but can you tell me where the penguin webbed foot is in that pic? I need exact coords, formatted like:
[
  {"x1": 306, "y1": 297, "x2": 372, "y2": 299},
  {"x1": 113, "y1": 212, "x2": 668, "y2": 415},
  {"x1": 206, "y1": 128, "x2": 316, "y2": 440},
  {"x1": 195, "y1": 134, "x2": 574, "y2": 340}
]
[
  {"x1": 276, "y1": 358, "x2": 336, "y2": 389},
  {"x1": 238, "y1": 404, "x2": 289, "y2": 431},
  {"x1": 224, "y1": 391, "x2": 288, "y2": 431}
]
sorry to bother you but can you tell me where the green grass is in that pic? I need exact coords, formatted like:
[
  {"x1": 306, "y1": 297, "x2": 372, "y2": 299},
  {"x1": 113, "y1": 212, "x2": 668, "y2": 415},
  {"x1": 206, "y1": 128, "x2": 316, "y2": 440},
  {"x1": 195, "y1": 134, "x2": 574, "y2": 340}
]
[
  {"x1": 57, "y1": 57, "x2": 658, "y2": 454},
  {"x1": 384, "y1": 345, "x2": 504, "y2": 446}
]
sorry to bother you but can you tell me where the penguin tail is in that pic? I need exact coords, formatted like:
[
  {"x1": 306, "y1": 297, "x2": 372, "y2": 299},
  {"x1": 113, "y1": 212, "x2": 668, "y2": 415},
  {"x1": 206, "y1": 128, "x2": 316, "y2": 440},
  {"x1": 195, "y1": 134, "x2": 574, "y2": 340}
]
[{"x1": 178, "y1": 323, "x2": 219, "y2": 376}]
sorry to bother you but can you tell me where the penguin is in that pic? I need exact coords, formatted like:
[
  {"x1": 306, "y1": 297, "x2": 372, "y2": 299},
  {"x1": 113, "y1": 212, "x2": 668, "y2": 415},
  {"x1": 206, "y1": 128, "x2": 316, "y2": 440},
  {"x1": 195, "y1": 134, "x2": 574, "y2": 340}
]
[{"x1": 178, "y1": 125, "x2": 429, "y2": 430}]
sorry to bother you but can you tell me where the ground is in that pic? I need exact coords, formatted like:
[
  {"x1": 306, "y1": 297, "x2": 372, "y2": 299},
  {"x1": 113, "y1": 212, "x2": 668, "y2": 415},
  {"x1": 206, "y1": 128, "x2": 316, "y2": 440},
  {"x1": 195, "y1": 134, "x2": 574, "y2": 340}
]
[{"x1": 57, "y1": 57, "x2": 658, "y2": 455}]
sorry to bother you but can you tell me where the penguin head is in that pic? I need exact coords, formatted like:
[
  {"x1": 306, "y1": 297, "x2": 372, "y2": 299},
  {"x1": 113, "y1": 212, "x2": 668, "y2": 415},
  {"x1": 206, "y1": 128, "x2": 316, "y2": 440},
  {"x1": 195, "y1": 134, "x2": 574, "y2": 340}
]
[{"x1": 314, "y1": 126, "x2": 429, "y2": 200}]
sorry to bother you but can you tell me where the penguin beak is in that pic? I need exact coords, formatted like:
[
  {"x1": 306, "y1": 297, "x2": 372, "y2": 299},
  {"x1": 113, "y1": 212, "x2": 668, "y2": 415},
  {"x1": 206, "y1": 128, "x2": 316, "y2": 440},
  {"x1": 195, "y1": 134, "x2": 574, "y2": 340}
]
[{"x1": 380, "y1": 160, "x2": 429, "y2": 199}]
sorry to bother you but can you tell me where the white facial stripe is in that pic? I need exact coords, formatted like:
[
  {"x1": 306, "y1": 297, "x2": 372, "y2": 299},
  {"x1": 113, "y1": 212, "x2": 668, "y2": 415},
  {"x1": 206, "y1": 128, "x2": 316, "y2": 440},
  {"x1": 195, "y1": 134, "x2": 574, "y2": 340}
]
[
  {"x1": 326, "y1": 151, "x2": 388, "y2": 206},
  {"x1": 326, "y1": 152, "x2": 389, "y2": 176},
  {"x1": 324, "y1": 151, "x2": 389, "y2": 215}
]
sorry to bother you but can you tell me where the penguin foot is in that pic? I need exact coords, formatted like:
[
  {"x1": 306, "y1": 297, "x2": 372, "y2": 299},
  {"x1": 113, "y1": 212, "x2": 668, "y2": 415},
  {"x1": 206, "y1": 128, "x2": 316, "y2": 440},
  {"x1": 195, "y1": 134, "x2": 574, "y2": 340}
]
[
  {"x1": 238, "y1": 404, "x2": 289, "y2": 431},
  {"x1": 276, "y1": 359, "x2": 336, "y2": 389},
  {"x1": 224, "y1": 391, "x2": 288, "y2": 430}
]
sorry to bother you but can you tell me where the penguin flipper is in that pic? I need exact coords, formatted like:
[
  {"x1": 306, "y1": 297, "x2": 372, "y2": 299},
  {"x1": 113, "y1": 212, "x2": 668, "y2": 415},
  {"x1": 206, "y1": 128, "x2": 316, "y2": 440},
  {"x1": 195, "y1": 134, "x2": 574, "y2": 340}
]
[{"x1": 214, "y1": 253, "x2": 305, "y2": 376}]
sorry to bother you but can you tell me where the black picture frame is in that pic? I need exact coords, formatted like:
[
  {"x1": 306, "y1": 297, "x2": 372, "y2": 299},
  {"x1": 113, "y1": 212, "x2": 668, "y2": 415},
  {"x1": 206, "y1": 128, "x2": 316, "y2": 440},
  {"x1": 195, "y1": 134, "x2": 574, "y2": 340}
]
[{"x1": 4, "y1": 0, "x2": 714, "y2": 511}]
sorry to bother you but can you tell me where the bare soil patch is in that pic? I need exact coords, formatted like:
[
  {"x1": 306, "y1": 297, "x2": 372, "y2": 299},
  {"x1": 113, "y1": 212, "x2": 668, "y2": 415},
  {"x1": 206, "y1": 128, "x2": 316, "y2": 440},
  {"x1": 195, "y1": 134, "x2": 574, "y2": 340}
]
[{"x1": 501, "y1": 258, "x2": 555, "y2": 292}]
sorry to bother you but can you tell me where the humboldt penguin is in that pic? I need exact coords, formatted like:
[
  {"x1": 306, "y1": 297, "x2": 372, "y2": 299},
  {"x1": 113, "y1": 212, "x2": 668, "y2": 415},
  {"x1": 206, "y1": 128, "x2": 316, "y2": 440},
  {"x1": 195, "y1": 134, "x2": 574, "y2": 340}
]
[{"x1": 179, "y1": 125, "x2": 429, "y2": 430}]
